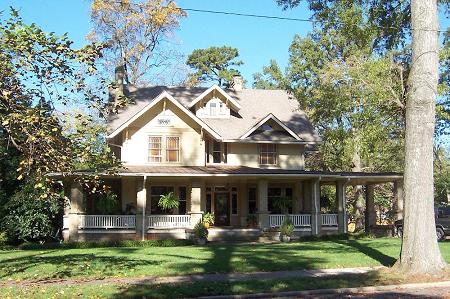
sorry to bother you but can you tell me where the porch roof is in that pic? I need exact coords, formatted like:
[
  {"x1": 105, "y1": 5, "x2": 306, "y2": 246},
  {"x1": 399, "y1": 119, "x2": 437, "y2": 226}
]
[{"x1": 114, "y1": 165, "x2": 402, "y2": 185}]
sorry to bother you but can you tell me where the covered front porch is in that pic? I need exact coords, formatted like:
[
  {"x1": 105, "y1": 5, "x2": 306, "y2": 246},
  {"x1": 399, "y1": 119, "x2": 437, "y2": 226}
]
[{"x1": 62, "y1": 166, "x2": 403, "y2": 242}]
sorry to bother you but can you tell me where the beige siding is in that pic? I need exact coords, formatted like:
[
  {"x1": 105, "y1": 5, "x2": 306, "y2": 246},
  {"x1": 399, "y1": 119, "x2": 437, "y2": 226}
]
[
  {"x1": 227, "y1": 143, "x2": 305, "y2": 169},
  {"x1": 121, "y1": 101, "x2": 205, "y2": 166}
]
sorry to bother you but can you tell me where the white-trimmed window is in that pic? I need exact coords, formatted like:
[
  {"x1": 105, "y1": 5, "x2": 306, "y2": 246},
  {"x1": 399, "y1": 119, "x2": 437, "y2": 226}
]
[
  {"x1": 166, "y1": 136, "x2": 180, "y2": 162},
  {"x1": 148, "y1": 136, "x2": 162, "y2": 162},
  {"x1": 260, "y1": 144, "x2": 277, "y2": 165}
]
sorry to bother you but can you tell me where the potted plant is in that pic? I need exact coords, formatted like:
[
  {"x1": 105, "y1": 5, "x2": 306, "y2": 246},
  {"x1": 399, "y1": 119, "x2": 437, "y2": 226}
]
[
  {"x1": 202, "y1": 212, "x2": 214, "y2": 228},
  {"x1": 193, "y1": 221, "x2": 208, "y2": 245},
  {"x1": 246, "y1": 214, "x2": 258, "y2": 228},
  {"x1": 280, "y1": 216, "x2": 294, "y2": 242},
  {"x1": 158, "y1": 192, "x2": 179, "y2": 212}
]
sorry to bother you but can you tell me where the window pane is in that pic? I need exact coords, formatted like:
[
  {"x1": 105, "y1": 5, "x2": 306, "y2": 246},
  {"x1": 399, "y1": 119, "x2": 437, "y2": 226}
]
[
  {"x1": 210, "y1": 102, "x2": 217, "y2": 115},
  {"x1": 148, "y1": 136, "x2": 162, "y2": 162},
  {"x1": 166, "y1": 137, "x2": 180, "y2": 162},
  {"x1": 179, "y1": 186, "x2": 187, "y2": 214},
  {"x1": 248, "y1": 187, "x2": 257, "y2": 214},
  {"x1": 212, "y1": 141, "x2": 221, "y2": 163},
  {"x1": 206, "y1": 193, "x2": 212, "y2": 213},
  {"x1": 232, "y1": 193, "x2": 238, "y2": 215}
]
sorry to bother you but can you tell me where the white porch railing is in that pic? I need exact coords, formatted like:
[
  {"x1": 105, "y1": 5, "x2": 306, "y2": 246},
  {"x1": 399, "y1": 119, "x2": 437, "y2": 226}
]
[
  {"x1": 78, "y1": 215, "x2": 136, "y2": 229},
  {"x1": 148, "y1": 215, "x2": 191, "y2": 228},
  {"x1": 321, "y1": 214, "x2": 338, "y2": 226},
  {"x1": 270, "y1": 214, "x2": 312, "y2": 228}
]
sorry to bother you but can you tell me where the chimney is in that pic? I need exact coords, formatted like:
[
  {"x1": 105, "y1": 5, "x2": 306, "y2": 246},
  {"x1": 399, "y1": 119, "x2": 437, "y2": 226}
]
[
  {"x1": 232, "y1": 75, "x2": 244, "y2": 91},
  {"x1": 115, "y1": 65, "x2": 125, "y2": 88}
]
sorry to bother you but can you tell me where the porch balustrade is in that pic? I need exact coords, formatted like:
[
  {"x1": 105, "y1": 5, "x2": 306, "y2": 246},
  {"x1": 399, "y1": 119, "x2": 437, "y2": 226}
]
[
  {"x1": 148, "y1": 215, "x2": 191, "y2": 228},
  {"x1": 269, "y1": 214, "x2": 312, "y2": 228},
  {"x1": 321, "y1": 214, "x2": 338, "y2": 226},
  {"x1": 78, "y1": 215, "x2": 136, "y2": 229}
]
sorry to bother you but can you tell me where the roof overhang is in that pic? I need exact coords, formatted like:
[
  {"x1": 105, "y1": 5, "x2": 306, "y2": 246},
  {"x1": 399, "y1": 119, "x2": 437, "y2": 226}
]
[
  {"x1": 240, "y1": 113, "x2": 302, "y2": 141},
  {"x1": 107, "y1": 91, "x2": 222, "y2": 140},
  {"x1": 188, "y1": 85, "x2": 242, "y2": 111}
]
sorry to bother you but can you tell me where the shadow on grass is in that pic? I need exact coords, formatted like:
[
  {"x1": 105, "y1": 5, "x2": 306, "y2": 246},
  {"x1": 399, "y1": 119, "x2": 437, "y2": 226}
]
[
  {"x1": 110, "y1": 270, "x2": 429, "y2": 299},
  {"x1": 334, "y1": 239, "x2": 397, "y2": 266}
]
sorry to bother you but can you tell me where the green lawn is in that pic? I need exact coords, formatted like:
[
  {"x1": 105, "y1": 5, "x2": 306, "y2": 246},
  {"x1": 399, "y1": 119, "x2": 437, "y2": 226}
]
[{"x1": 1, "y1": 238, "x2": 449, "y2": 282}]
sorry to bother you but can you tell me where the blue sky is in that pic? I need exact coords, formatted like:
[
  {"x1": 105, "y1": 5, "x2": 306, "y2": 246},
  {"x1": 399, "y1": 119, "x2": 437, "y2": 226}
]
[
  {"x1": 0, "y1": 0, "x2": 312, "y2": 84},
  {"x1": 1, "y1": 1, "x2": 449, "y2": 85}
]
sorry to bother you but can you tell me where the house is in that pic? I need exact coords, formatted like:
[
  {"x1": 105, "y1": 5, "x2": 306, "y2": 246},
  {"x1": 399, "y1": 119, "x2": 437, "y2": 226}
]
[{"x1": 61, "y1": 71, "x2": 403, "y2": 242}]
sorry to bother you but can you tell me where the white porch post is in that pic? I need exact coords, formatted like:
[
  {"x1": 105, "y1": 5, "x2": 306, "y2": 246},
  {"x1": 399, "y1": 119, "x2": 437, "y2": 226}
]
[
  {"x1": 68, "y1": 181, "x2": 84, "y2": 242},
  {"x1": 189, "y1": 180, "x2": 204, "y2": 228},
  {"x1": 393, "y1": 180, "x2": 404, "y2": 220},
  {"x1": 136, "y1": 176, "x2": 147, "y2": 241},
  {"x1": 337, "y1": 180, "x2": 348, "y2": 234},
  {"x1": 311, "y1": 179, "x2": 321, "y2": 235},
  {"x1": 257, "y1": 179, "x2": 269, "y2": 229}
]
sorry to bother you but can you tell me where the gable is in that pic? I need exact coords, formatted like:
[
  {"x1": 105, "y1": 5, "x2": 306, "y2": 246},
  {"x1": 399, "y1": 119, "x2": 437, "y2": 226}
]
[
  {"x1": 107, "y1": 91, "x2": 221, "y2": 140},
  {"x1": 189, "y1": 85, "x2": 241, "y2": 116},
  {"x1": 240, "y1": 114, "x2": 302, "y2": 142}
]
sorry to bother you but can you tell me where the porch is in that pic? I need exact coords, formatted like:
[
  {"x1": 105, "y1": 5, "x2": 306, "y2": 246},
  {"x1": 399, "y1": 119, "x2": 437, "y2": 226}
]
[{"x1": 62, "y1": 166, "x2": 403, "y2": 242}]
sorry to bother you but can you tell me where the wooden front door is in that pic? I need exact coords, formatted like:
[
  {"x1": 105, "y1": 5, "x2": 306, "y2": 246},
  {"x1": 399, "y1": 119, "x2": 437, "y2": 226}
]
[{"x1": 214, "y1": 192, "x2": 230, "y2": 226}]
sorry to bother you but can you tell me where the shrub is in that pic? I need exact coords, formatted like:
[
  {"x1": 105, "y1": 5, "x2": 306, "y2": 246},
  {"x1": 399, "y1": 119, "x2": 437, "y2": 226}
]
[
  {"x1": 193, "y1": 221, "x2": 208, "y2": 239},
  {"x1": 202, "y1": 212, "x2": 214, "y2": 227},
  {"x1": 280, "y1": 216, "x2": 295, "y2": 237},
  {"x1": 158, "y1": 192, "x2": 179, "y2": 211},
  {"x1": 0, "y1": 183, "x2": 63, "y2": 244},
  {"x1": 96, "y1": 191, "x2": 119, "y2": 215},
  {"x1": 246, "y1": 214, "x2": 257, "y2": 227}
]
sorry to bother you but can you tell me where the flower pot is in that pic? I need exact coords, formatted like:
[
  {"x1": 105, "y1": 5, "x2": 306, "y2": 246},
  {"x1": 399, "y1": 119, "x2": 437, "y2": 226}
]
[
  {"x1": 204, "y1": 223, "x2": 210, "y2": 229},
  {"x1": 280, "y1": 235, "x2": 291, "y2": 242},
  {"x1": 196, "y1": 238, "x2": 207, "y2": 245}
]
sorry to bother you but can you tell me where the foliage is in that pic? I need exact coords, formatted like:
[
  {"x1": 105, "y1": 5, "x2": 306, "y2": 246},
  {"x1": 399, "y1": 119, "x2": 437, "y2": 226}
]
[
  {"x1": 253, "y1": 60, "x2": 288, "y2": 89},
  {"x1": 434, "y1": 146, "x2": 450, "y2": 206},
  {"x1": 0, "y1": 9, "x2": 121, "y2": 196},
  {"x1": 158, "y1": 192, "x2": 180, "y2": 211},
  {"x1": 272, "y1": 196, "x2": 292, "y2": 214},
  {"x1": 246, "y1": 214, "x2": 258, "y2": 227},
  {"x1": 280, "y1": 216, "x2": 295, "y2": 237},
  {"x1": 193, "y1": 221, "x2": 208, "y2": 240},
  {"x1": 202, "y1": 212, "x2": 215, "y2": 227},
  {"x1": 0, "y1": 181, "x2": 63, "y2": 243},
  {"x1": 186, "y1": 46, "x2": 243, "y2": 87},
  {"x1": 89, "y1": 0, "x2": 186, "y2": 85},
  {"x1": 96, "y1": 191, "x2": 120, "y2": 215}
]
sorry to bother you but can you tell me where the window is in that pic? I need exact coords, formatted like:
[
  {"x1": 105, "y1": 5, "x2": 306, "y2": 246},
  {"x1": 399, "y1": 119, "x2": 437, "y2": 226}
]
[
  {"x1": 205, "y1": 140, "x2": 210, "y2": 163},
  {"x1": 231, "y1": 192, "x2": 238, "y2": 215},
  {"x1": 148, "y1": 136, "x2": 162, "y2": 162},
  {"x1": 260, "y1": 144, "x2": 277, "y2": 165},
  {"x1": 150, "y1": 186, "x2": 174, "y2": 214},
  {"x1": 166, "y1": 137, "x2": 180, "y2": 162},
  {"x1": 213, "y1": 141, "x2": 221, "y2": 163},
  {"x1": 210, "y1": 102, "x2": 217, "y2": 116},
  {"x1": 206, "y1": 189, "x2": 212, "y2": 213},
  {"x1": 178, "y1": 186, "x2": 187, "y2": 214},
  {"x1": 248, "y1": 187, "x2": 257, "y2": 214},
  {"x1": 219, "y1": 102, "x2": 225, "y2": 114},
  {"x1": 268, "y1": 187, "x2": 293, "y2": 214}
]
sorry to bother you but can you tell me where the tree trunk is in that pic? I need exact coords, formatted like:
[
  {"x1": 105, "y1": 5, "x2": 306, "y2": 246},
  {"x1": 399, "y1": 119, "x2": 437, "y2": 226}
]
[
  {"x1": 352, "y1": 141, "x2": 365, "y2": 231},
  {"x1": 396, "y1": 0, "x2": 446, "y2": 274}
]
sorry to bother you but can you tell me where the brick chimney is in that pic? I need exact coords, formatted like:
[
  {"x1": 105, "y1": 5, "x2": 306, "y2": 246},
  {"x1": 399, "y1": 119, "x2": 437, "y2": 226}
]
[{"x1": 232, "y1": 75, "x2": 244, "y2": 91}]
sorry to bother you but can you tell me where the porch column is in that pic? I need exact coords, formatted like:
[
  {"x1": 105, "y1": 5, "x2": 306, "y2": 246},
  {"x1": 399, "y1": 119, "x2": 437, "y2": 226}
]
[
  {"x1": 189, "y1": 180, "x2": 204, "y2": 228},
  {"x1": 68, "y1": 181, "x2": 84, "y2": 242},
  {"x1": 136, "y1": 176, "x2": 147, "y2": 241},
  {"x1": 337, "y1": 180, "x2": 348, "y2": 234},
  {"x1": 365, "y1": 184, "x2": 376, "y2": 233},
  {"x1": 393, "y1": 180, "x2": 404, "y2": 220},
  {"x1": 311, "y1": 179, "x2": 321, "y2": 235},
  {"x1": 293, "y1": 181, "x2": 302, "y2": 213},
  {"x1": 257, "y1": 179, "x2": 269, "y2": 229}
]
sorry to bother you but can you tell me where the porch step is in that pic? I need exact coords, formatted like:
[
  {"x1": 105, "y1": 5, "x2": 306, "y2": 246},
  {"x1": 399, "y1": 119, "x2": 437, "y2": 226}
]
[{"x1": 207, "y1": 228, "x2": 262, "y2": 242}]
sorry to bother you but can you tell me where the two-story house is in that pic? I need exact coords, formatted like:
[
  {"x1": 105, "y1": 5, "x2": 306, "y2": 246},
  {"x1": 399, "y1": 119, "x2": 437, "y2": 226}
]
[{"x1": 62, "y1": 72, "x2": 403, "y2": 242}]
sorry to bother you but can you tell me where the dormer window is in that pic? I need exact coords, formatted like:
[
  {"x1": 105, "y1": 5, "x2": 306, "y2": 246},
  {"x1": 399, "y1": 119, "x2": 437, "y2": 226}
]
[{"x1": 210, "y1": 102, "x2": 217, "y2": 116}]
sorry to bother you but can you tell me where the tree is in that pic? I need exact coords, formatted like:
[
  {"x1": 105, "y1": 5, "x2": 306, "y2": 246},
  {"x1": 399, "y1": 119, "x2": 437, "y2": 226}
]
[
  {"x1": 186, "y1": 46, "x2": 243, "y2": 87},
  {"x1": 253, "y1": 60, "x2": 287, "y2": 89},
  {"x1": 397, "y1": 0, "x2": 446, "y2": 273},
  {"x1": 89, "y1": 0, "x2": 186, "y2": 85},
  {"x1": 0, "y1": 9, "x2": 120, "y2": 194}
]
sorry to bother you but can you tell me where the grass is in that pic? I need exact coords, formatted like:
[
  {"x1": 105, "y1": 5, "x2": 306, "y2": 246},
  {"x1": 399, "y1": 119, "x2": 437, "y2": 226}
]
[
  {"x1": 0, "y1": 238, "x2": 449, "y2": 282},
  {"x1": 1, "y1": 269, "x2": 449, "y2": 299}
]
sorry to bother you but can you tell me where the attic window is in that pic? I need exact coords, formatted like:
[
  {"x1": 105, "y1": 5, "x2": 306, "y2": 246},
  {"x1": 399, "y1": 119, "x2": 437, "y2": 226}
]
[
  {"x1": 210, "y1": 103, "x2": 217, "y2": 116},
  {"x1": 261, "y1": 124, "x2": 273, "y2": 131}
]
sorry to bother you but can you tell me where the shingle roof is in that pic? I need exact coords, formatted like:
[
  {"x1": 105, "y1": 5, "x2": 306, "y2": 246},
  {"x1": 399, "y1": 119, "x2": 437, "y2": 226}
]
[{"x1": 107, "y1": 85, "x2": 321, "y2": 142}]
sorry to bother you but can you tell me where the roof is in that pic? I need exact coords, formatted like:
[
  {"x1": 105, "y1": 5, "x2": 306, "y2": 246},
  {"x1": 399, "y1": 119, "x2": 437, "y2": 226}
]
[
  {"x1": 51, "y1": 165, "x2": 403, "y2": 185},
  {"x1": 108, "y1": 85, "x2": 321, "y2": 143}
]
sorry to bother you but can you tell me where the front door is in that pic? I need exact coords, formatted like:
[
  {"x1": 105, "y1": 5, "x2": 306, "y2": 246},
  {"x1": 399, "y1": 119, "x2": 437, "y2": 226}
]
[{"x1": 214, "y1": 193, "x2": 230, "y2": 226}]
